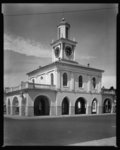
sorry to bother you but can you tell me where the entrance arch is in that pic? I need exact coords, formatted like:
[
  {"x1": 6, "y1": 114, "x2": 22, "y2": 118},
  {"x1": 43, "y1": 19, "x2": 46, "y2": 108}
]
[
  {"x1": 103, "y1": 98, "x2": 112, "y2": 113},
  {"x1": 12, "y1": 97, "x2": 19, "y2": 115},
  {"x1": 34, "y1": 95, "x2": 50, "y2": 116},
  {"x1": 62, "y1": 97, "x2": 69, "y2": 115},
  {"x1": 75, "y1": 97, "x2": 86, "y2": 114},
  {"x1": 91, "y1": 99, "x2": 97, "y2": 114}
]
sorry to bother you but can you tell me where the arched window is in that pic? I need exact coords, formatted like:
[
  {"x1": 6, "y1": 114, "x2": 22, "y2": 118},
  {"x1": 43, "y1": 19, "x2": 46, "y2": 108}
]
[
  {"x1": 63, "y1": 73, "x2": 67, "y2": 86},
  {"x1": 103, "y1": 99, "x2": 111, "y2": 113},
  {"x1": 12, "y1": 97, "x2": 19, "y2": 115},
  {"x1": 51, "y1": 73, "x2": 54, "y2": 85},
  {"x1": 79, "y1": 75, "x2": 83, "y2": 87},
  {"x1": 92, "y1": 77, "x2": 96, "y2": 89},
  {"x1": 62, "y1": 97, "x2": 69, "y2": 115},
  {"x1": 75, "y1": 97, "x2": 86, "y2": 114},
  {"x1": 91, "y1": 99, "x2": 97, "y2": 114}
]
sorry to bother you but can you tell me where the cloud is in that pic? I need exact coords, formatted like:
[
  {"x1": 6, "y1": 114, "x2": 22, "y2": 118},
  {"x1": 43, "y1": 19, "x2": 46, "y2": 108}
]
[
  {"x1": 4, "y1": 33, "x2": 51, "y2": 57},
  {"x1": 102, "y1": 75, "x2": 116, "y2": 88}
]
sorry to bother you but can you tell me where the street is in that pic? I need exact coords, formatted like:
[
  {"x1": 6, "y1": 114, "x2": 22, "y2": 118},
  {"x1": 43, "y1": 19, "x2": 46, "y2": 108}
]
[{"x1": 4, "y1": 114, "x2": 116, "y2": 146}]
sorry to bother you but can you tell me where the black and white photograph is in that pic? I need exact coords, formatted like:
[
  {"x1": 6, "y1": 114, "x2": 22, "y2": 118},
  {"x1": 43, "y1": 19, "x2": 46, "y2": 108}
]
[{"x1": 3, "y1": 3, "x2": 117, "y2": 146}]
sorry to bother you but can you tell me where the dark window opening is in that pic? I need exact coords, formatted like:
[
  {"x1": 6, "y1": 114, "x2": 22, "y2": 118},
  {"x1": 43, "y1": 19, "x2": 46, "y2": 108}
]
[
  {"x1": 66, "y1": 27, "x2": 68, "y2": 39},
  {"x1": 79, "y1": 76, "x2": 83, "y2": 87},
  {"x1": 63, "y1": 73, "x2": 67, "y2": 86}
]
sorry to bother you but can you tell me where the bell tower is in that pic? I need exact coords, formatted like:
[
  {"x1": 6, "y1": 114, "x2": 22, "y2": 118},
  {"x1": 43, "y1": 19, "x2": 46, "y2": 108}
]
[
  {"x1": 57, "y1": 18, "x2": 70, "y2": 39},
  {"x1": 51, "y1": 18, "x2": 77, "y2": 63}
]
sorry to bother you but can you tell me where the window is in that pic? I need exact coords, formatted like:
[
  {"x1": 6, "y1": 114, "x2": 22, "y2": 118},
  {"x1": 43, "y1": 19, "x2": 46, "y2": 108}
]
[
  {"x1": 51, "y1": 73, "x2": 54, "y2": 85},
  {"x1": 79, "y1": 75, "x2": 83, "y2": 88},
  {"x1": 59, "y1": 28, "x2": 60, "y2": 38},
  {"x1": 92, "y1": 77, "x2": 96, "y2": 89},
  {"x1": 66, "y1": 27, "x2": 68, "y2": 39},
  {"x1": 91, "y1": 99, "x2": 97, "y2": 114},
  {"x1": 63, "y1": 73, "x2": 67, "y2": 86}
]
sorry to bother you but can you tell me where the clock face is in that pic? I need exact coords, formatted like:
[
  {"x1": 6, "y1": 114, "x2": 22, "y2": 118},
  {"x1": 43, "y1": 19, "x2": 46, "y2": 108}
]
[
  {"x1": 54, "y1": 47, "x2": 60, "y2": 58},
  {"x1": 65, "y1": 46, "x2": 72, "y2": 57}
]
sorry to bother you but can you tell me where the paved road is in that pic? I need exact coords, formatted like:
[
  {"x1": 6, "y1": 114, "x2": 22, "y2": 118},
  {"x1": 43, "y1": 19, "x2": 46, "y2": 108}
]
[{"x1": 3, "y1": 114, "x2": 116, "y2": 146}]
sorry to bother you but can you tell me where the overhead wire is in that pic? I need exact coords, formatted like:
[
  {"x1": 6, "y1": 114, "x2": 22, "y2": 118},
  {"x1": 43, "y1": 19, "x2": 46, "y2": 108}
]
[{"x1": 3, "y1": 7, "x2": 117, "y2": 17}]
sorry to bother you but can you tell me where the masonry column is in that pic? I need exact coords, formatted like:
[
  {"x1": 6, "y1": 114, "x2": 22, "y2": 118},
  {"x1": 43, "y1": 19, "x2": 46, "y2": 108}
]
[
  {"x1": 86, "y1": 102, "x2": 91, "y2": 114},
  {"x1": 70, "y1": 72, "x2": 75, "y2": 91},
  {"x1": 56, "y1": 69, "x2": 61, "y2": 90},
  {"x1": 98, "y1": 97, "x2": 103, "y2": 114},
  {"x1": 10, "y1": 100, "x2": 13, "y2": 115},
  {"x1": 19, "y1": 97, "x2": 22, "y2": 116},
  {"x1": 87, "y1": 75, "x2": 91, "y2": 93},
  {"x1": 111, "y1": 102, "x2": 114, "y2": 113}
]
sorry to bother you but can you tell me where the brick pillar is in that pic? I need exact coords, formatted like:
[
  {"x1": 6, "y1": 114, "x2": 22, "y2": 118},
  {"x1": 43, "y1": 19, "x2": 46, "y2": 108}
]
[
  {"x1": 50, "y1": 105, "x2": 56, "y2": 116},
  {"x1": 86, "y1": 105, "x2": 91, "y2": 114},
  {"x1": 11, "y1": 105, "x2": 13, "y2": 115},
  {"x1": 70, "y1": 106, "x2": 75, "y2": 115},
  {"x1": 57, "y1": 106, "x2": 61, "y2": 116},
  {"x1": 98, "y1": 105, "x2": 103, "y2": 114},
  {"x1": 27, "y1": 106, "x2": 34, "y2": 116}
]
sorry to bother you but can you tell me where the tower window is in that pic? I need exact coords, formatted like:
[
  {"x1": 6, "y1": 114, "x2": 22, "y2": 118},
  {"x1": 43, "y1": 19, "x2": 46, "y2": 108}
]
[
  {"x1": 79, "y1": 75, "x2": 83, "y2": 88},
  {"x1": 66, "y1": 27, "x2": 68, "y2": 39},
  {"x1": 59, "y1": 28, "x2": 60, "y2": 39},
  {"x1": 63, "y1": 73, "x2": 68, "y2": 86}
]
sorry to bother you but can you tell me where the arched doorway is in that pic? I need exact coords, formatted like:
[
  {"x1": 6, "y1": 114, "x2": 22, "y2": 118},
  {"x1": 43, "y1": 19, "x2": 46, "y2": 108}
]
[
  {"x1": 75, "y1": 97, "x2": 86, "y2": 114},
  {"x1": 12, "y1": 97, "x2": 19, "y2": 115},
  {"x1": 34, "y1": 96, "x2": 50, "y2": 116},
  {"x1": 91, "y1": 99, "x2": 97, "y2": 114},
  {"x1": 103, "y1": 98, "x2": 112, "y2": 113},
  {"x1": 62, "y1": 97, "x2": 69, "y2": 115}
]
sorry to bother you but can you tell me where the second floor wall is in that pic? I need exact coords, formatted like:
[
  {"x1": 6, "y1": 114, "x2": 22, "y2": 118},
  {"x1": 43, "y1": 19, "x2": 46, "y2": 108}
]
[{"x1": 28, "y1": 65, "x2": 102, "y2": 93}]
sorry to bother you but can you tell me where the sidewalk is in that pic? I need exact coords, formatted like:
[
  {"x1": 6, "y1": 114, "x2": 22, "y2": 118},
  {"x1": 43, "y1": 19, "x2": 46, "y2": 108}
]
[
  {"x1": 70, "y1": 137, "x2": 116, "y2": 146},
  {"x1": 4, "y1": 113, "x2": 116, "y2": 119}
]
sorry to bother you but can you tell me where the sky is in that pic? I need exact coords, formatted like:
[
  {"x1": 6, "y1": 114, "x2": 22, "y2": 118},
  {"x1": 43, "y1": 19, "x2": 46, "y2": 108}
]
[{"x1": 3, "y1": 4, "x2": 117, "y2": 88}]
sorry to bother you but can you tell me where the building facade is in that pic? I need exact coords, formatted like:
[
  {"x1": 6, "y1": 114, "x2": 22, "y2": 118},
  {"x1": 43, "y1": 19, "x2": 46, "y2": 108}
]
[{"x1": 4, "y1": 18, "x2": 116, "y2": 117}]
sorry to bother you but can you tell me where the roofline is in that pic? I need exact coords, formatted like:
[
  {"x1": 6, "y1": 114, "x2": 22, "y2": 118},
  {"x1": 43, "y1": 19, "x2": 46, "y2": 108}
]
[
  {"x1": 50, "y1": 38, "x2": 77, "y2": 46},
  {"x1": 58, "y1": 60, "x2": 104, "y2": 72},
  {"x1": 26, "y1": 62, "x2": 56, "y2": 76},
  {"x1": 26, "y1": 60, "x2": 104, "y2": 76}
]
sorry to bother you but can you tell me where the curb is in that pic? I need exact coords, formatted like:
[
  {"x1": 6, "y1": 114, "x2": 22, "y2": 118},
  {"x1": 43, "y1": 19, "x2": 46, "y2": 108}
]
[{"x1": 4, "y1": 113, "x2": 116, "y2": 120}]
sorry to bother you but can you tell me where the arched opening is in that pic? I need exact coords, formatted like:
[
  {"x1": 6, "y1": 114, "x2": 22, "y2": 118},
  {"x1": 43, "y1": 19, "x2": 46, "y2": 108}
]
[
  {"x1": 79, "y1": 75, "x2": 83, "y2": 88},
  {"x1": 75, "y1": 97, "x2": 86, "y2": 114},
  {"x1": 34, "y1": 96, "x2": 50, "y2": 116},
  {"x1": 63, "y1": 73, "x2": 68, "y2": 86},
  {"x1": 91, "y1": 99, "x2": 97, "y2": 114},
  {"x1": 12, "y1": 97, "x2": 19, "y2": 115},
  {"x1": 103, "y1": 98, "x2": 112, "y2": 113},
  {"x1": 62, "y1": 97, "x2": 69, "y2": 115},
  {"x1": 8, "y1": 99, "x2": 11, "y2": 114}
]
